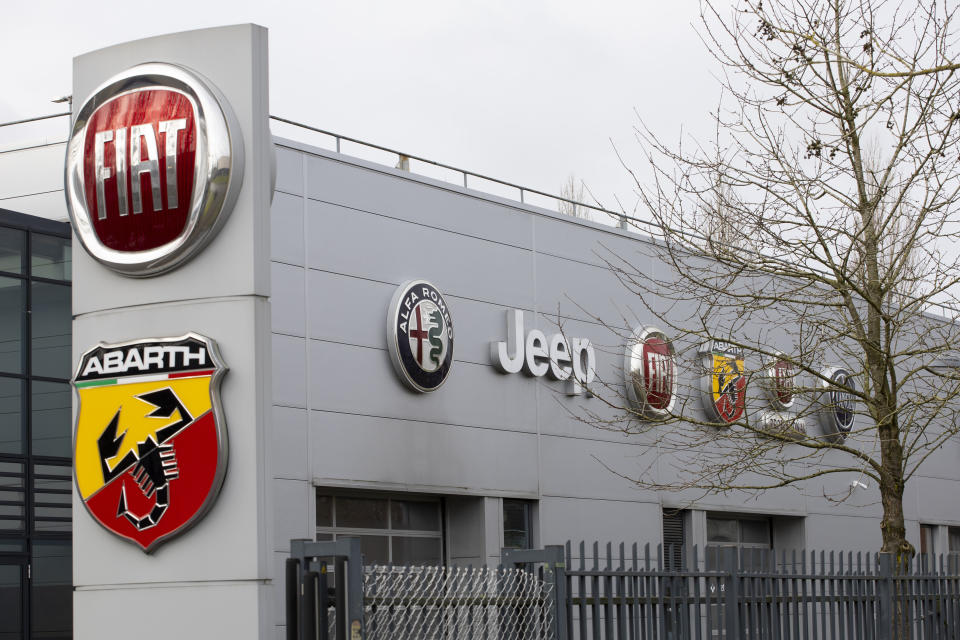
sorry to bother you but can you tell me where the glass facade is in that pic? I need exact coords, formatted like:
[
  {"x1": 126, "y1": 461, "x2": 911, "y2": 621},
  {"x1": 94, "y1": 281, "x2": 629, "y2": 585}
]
[{"x1": 0, "y1": 209, "x2": 72, "y2": 640}]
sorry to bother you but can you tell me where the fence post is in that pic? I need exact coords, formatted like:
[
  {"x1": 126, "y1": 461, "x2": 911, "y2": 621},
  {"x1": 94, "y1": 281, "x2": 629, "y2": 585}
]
[
  {"x1": 285, "y1": 557, "x2": 300, "y2": 640},
  {"x1": 722, "y1": 546, "x2": 741, "y2": 639},
  {"x1": 501, "y1": 546, "x2": 569, "y2": 640},
  {"x1": 345, "y1": 536, "x2": 364, "y2": 640},
  {"x1": 877, "y1": 553, "x2": 893, "y2": 640},
  {"x1": 545, "y1": 545, "x2": 569, "y2": 640},
  {"x1": 288, "y1": 538, "x2": 366, "y2": 640}
]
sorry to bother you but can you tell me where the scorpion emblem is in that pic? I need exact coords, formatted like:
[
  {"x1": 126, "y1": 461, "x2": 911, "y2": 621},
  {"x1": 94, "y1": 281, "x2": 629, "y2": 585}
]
[
  {"x1": 717, "y1": 360, "x2": 743, "y2": 402},
  {"x1": 97, "y1": 388, "x2": 193, "y2": 531}
]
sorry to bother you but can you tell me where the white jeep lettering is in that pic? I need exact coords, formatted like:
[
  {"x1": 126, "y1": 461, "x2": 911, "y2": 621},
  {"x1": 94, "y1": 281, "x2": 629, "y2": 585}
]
[{"x1": 490, "y1": 308, "x2": 596, "y2": 396}]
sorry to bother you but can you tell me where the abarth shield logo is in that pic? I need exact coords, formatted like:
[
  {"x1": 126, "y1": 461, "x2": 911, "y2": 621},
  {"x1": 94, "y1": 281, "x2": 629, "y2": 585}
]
[
  {"x1": 387, "y1": 280, "x2": 454, "y2": 392},
  {"x1": 700, "y1": 340, "x2": 747, "y2": 425},
  {"x1": 73, "y1": 334, "x2": 227, "y2": 552}
]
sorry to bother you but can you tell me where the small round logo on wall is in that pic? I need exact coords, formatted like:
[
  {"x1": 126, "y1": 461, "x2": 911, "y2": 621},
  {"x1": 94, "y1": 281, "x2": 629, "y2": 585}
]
[
  {"x1": 625, "y1": 326, "x2": 677, "y2": 420},
  {"x1": 819, "y1": 367, "x2": 856, "y2": 436},
  {"x1": 764, "y1": 354, "x2": 796, "y2": 411},
  {"x1": 387, "y1": 280, "x2": 454, "y2": 392},
  {"x1": 65, "y1": 62, "x2": 244, "y2": 277}
]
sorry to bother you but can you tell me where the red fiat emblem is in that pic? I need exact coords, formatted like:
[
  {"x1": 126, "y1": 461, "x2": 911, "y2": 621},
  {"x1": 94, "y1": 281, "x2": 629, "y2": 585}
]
[
  {"x1": 772, "y1": 360, "x2": 795, "y2": 407},
  {"x1": 626, "y1": 326, "x2": 677, "y2": 419},
  {"x1": 643, "y1": 337, "x2": 674, "y2": 411},
  {"x1": 82, "y1": 89, "x2": 197, "y2": 252},
  {"x1": 66, "y1": 63, "x2": 244, "y2": 277}
]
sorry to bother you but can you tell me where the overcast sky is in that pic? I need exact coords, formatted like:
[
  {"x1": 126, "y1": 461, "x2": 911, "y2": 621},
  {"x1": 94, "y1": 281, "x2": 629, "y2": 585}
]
[{"x1": 0, "y1": 0, "x2": 723, "y2": 220}]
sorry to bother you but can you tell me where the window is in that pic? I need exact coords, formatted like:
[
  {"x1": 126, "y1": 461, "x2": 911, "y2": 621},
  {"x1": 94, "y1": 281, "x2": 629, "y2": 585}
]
[
  {"x1": 0, "y1": 210, "x2": 72, "y2": 640},
  {"x1": 706, "y1": 515, "x2": 772, "y2": 571},
  {"x1": 315, "y1": 491, "x2": 443, "y2": 565},
  {"x1": 30, "y1": 540, "x2": 71, "y2": 639},
  {"x1": 920, "y1": 524, "x2": 936, "y2": 557},
  {"x1": 705, "y1": 515, "x2": 773, "y2": 639},
  {"x1": 503, "y1": 499, "x2": 533, "y2": 550}
]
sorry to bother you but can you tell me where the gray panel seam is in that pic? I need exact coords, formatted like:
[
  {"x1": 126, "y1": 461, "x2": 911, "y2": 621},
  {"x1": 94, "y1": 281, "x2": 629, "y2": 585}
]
[
  {"x1": 76, "y1": 293, "x2": 271, "y2": 318},
  {"x1": 280, "y1": 405, "x2": 670, "y2": 446},
  {"x1": 266, "y1": 273, "x2": 629, "y2": 331},
  {"x1": 274, "y1": 331, "x2": 624, "y2": 372},
  {"x1": 0, "y1": 188, "x2": 65, "y2": 201},
  {"x1": 306, "y1": 196, "x2": 533, "y2": 252},
  {"x1": 303, "y1": 195, "x2": 629, "y2": 272},
  {"x1": 282, "y1": 406, "x2": 538, "y2": 435},
  {"x1": 273, "y1": 137, "x2": 655, "y2": 247},
  {"x1": 300, "y1": 149, "x2": 314, "y2": 538},
  {"x1": 538, "y1": 494, "x2": 668, "y2": 504}
]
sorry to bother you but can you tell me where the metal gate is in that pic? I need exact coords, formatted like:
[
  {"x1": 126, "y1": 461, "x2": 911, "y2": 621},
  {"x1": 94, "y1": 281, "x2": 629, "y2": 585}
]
[{"x1": 287, "y1": 539, "x2": 557, "y2": 640}]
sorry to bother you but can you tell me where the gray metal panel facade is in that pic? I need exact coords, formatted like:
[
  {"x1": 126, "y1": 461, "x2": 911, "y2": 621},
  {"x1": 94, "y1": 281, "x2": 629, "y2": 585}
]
[{"x1": 268, "y1": 137, "x2": 960, "y2": 630}]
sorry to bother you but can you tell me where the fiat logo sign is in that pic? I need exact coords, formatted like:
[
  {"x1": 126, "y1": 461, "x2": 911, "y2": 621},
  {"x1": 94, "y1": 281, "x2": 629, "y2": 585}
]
[
  {"x1": 764, "y1": 354, "x2": 796, "y2": 410},
  {"x1": 65, "y1": 63, "x2": 244, "y2": 277},
  {"x1": 625, "y1": 326, "x2": 677, "y2": 420}
]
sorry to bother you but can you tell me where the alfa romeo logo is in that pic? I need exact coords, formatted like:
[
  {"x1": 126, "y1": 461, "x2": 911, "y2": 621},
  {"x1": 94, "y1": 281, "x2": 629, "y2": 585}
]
[
  {"x1": 625, "y1": 326, "x2": 677, "y2": 420},
  {"x1": 65, "y1": 62, "x2": 244, "y2": 277},
  {"x1": 699, "y1": 340, "x2": 747, "y2": 425},
  {"x1": 387, "y1": 280, "x2": 454, "y2": 392},
  {"x1": 73, "y1": 334, "x2": 228, "y2": 552}
]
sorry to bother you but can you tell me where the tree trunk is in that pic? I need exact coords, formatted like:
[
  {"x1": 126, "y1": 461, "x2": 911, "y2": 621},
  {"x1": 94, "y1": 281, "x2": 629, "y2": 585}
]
[{"x1": 878, "y1": 429, "x2": 912, "y2": 557}]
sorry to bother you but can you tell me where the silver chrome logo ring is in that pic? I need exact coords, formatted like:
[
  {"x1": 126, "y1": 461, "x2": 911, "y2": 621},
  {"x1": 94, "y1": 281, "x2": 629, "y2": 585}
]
[{"x1": 64, "y1": 62, "x2": 244, "y2": 277}]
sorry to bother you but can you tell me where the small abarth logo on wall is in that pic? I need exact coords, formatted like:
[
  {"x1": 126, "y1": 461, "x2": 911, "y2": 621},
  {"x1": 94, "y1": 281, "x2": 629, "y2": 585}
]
[
  {"x1": 73, "y1": 334, "x2": 228, "y2": 552},
  {"x1": 625, "y1": 326, "x2": 677, "y2": 419},
  {"x1": 699, "y1": 340, "x2": 747, "y2": 425},
  {"x1": 387, "y1": 280, "x2": 454, "y2": 392},
  {"x1": 65, "y1": 63, "x2": 244, "y2": 277}
]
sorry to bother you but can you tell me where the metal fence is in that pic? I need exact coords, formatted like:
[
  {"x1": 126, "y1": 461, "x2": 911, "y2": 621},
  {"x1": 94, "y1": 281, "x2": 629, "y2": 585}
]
[
  {"x1": 563, "y1": 541, "x2": 960, "y2": 640},
  {"x1": 288, "y1": 539, "x2": 960, "y2": 640}
]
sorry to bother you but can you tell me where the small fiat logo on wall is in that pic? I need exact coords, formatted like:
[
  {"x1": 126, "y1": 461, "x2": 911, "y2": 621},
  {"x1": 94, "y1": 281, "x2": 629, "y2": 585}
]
[
  {"x1": 625, "y1": 326, "x2": 677, "y2": 420},
  {"x1": 387, "y1": 280, "x2": 454, "y2": 392},
  {"x1": 65, "y1": 63, "x2": 244, "y2": 277},
  {"x1": 699, "y1": 339, "x2": 747, "y2": 425},
  {"x1": 820, "y1": 367, "x2": 856, "y2": 436},
  {"x1": 764, "y1": 354, "x2": 796, "y2": 411}
]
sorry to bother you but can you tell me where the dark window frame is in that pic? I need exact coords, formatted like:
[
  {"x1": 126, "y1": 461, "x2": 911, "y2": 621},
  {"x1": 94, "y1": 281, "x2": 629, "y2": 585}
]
[
  {"x1": 503, "y1": 498, "x2": 535, "y2": 551},
  {"x1": 315, "y1": 489, "x2": 445, "y2": 565}
]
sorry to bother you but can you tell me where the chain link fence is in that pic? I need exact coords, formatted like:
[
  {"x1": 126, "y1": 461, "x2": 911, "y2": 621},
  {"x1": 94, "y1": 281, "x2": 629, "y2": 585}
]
[{"x1": 357, "y1": 565, "x2": 555, "y2": 640}]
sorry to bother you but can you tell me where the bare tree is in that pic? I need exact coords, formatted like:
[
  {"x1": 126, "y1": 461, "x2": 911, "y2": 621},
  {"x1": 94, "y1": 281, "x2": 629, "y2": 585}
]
[
  {"x1": 558, "y1": 174, "x2": 593, "y2": 219},
  {"x1": 596, "y1": 0, "x2": 960, "y2": 559}
]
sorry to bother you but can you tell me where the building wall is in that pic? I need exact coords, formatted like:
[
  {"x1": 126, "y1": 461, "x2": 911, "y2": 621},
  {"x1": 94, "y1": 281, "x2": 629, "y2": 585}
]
[
  {"x1": 267, "y1": 134, "x2": 960, "y2": 637},
  {"x1": 0, "y1": 143, "x2": 69, "y2": 223}
]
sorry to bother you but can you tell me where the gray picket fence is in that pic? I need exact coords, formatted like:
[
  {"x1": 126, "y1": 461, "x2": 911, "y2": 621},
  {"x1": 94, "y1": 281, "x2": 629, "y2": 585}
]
[
  {"x1": 288, "y1": 539, "x2": 960, "y2": 639},
  {"x1": 560, "y1": 541, "x2": 960, "y2": 640}
]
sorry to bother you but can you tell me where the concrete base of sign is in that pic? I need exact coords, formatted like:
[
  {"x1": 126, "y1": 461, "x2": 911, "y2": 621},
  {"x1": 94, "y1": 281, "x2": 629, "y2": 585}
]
[{"x1": 75, "y1": 583, "x2": 270, "y2": 640}]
